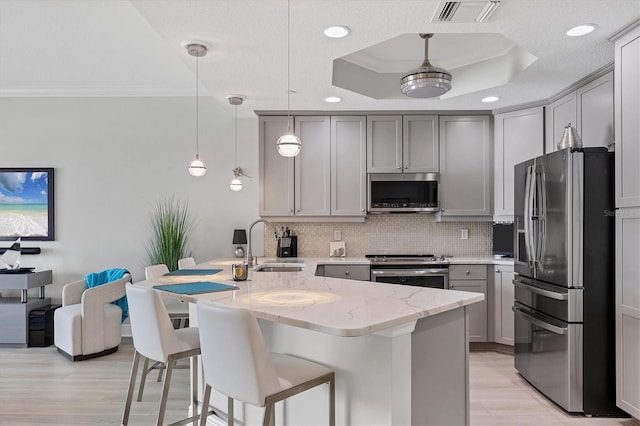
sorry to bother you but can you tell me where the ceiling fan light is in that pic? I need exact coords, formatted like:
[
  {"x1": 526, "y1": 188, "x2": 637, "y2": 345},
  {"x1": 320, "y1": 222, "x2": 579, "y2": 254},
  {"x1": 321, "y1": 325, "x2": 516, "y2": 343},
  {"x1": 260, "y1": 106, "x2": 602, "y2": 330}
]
[
  {"x1": 401, "y1": 34, "x2": 452, "y2": 98},
  {"x1": 277, "y1": 133, "x2": 302, "y2": 157},
  {"x1": 229, "y1": 178, "x2": 243, "y2": 191},
  {"x1": 187, "y1": 155, "x2": 207, "y2": 177}
]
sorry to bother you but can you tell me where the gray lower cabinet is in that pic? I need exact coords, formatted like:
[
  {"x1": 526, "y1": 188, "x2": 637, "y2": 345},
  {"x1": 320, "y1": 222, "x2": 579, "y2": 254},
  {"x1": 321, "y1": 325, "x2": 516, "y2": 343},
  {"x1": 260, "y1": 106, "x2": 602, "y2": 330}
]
[
  {"x1": 493, "y1": 107, "x2": 544, "y2": 222},
  {"x1": 449, "y1": 265, "x2": 488, "y2": 342},
  {"x1": 439, "y1": 116, "x2": 492, "y2": 218},
  {"x1": 616, "y1": 207, "x2": 640, "y2": 418},
  {"x1": 316, "y1": 264, "x2": 370, "y2": 281},
  {"x1": 492, "y1": 265, "x2": 514, "y2": 346}
]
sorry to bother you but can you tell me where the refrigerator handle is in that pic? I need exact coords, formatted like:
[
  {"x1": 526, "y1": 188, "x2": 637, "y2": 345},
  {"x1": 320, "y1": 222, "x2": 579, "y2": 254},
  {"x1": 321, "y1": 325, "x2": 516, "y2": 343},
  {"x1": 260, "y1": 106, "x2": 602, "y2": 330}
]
[{"x1": 524, "y1": 165, "x2": 535, "y2": 269}]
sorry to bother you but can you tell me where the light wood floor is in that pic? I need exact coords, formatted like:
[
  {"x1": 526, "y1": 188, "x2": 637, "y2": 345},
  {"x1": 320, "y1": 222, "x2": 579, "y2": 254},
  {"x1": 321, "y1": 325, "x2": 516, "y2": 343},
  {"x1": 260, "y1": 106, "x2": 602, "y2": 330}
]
[{"x1": 0, "y1": 341, "x2": 638, "y2": 426}]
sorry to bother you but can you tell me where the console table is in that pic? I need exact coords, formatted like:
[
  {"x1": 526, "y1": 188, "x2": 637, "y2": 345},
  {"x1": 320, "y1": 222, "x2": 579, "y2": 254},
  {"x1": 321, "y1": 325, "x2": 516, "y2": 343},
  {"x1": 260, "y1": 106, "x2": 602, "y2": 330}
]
[{"x1": 0, "y1": 270, "x2": 53, "y2": 347}]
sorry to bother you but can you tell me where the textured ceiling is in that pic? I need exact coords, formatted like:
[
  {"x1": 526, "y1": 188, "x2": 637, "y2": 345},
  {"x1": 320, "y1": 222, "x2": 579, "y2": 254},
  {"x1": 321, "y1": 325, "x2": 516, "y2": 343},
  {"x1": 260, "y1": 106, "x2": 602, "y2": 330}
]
[{"x1": 0, "y1": 0, "x2": 639, "y2": 116}]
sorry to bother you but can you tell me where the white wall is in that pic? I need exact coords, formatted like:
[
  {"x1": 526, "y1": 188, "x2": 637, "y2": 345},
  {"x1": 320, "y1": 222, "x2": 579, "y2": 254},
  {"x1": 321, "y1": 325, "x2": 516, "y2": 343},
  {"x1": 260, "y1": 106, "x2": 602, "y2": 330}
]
[{"x1": 0, "y1": 96, "x2": 263, "y2": 302}]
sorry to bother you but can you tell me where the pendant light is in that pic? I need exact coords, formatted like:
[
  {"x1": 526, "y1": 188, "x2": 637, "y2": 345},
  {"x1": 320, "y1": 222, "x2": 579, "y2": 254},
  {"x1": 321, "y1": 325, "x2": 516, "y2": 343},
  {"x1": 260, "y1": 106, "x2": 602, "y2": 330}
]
[
  {"x1": 186, "y1": 42, "x2": 207, "y2": 177},
  {"x1": 276, "y1": 0, "x2": 302, "y2": 157},
  {"x1": 227, "y1": 95, "x2": 250, "y2": 191}
]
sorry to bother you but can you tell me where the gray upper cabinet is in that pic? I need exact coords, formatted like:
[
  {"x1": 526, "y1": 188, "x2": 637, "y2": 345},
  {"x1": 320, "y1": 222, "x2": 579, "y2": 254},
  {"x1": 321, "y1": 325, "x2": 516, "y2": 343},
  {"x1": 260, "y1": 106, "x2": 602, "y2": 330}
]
[
  {"x1": 294, "y1": 116, "x2": 331, "y2": 216},
  {"x1": 331, "y1": 116, "x2": 367, "y2": 216},
  {"x1": 367, "y1": 115, "x2": 402, "y2": 173},
  {"x1": 577, "y1": 71, "x2": 614, "y2": 150},
  {"x1": 493, "y1": 107, "x2": 544, "y2": 222},
  {"x1": 259, "y1": 116, "x2": 294, "y2": 217},
  {"x1": 403, "y1": 115, "x2": 439, "y2": 172},
  {"x1": 367, "y1": 115, "x2": 438, "y2": 173},
  {"x1": 615, "y1": 28, "x2": 640, "y2": 208},
  {"x1": 439, "y1": 115, "x2": 492, "y2": 217},
  {"x1": 545, "y1": 71, "x2": 614, "y2": 154},
  {"x1": 545, "y1": 92, "x2": 577, "y2": 154}
]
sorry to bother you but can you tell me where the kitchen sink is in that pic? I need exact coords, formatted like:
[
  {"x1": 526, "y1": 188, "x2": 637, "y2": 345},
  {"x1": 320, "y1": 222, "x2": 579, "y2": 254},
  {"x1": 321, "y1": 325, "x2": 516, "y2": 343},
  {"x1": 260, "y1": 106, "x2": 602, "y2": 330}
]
[{"x1": 254, "y1": 264, "x2": 304, "y2": 272}]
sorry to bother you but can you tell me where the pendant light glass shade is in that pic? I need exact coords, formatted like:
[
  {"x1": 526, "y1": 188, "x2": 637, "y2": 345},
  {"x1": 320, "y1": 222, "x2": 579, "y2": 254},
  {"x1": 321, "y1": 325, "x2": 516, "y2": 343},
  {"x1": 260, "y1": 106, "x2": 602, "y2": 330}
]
[
  {"x1": 185, "y1": 42, "x2": 208, "y2": 177},
  {"x1": 229, "y1": 178, "x2": 243, "y2": 191},
  {"x1": 277, "y1": 133, "x2": 302, "y2": 157},
  {"x1": 278, "y1": 0, "x2": 301, "y2": 157},
  {"x1": 188, "y1": 154, "x2": 207, "y2": 176}
]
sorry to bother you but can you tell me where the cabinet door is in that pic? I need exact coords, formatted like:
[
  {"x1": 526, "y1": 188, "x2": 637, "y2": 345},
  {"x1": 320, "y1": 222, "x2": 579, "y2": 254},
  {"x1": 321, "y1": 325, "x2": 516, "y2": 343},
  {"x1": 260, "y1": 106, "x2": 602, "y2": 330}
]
[
  {"x1": 616, "y1": 207, "x2": 640, "y2": 418},
  {"x1": 577, "y1": 71, "x2": 614, "y2": 150},
  {"x1": 259, "y1": 116, "x2": 294, "y2": 216},
  {"x1": 367, "y1": 116, "x2": 402, "y2": 173},
  {"x1": 439, "y1": 116, "x2": 492, "y2": 216},
  {"x1": 331, "y1": 116, "x2": 366, "y2": 216},
  {"x1": 493, "y1": 107, "x2": 544, "y2": 221},
  {"x1": 545, "y1": 92, "x2": 577, "y2": 154},
  {"x1": 403, "y1": 115, "x2": 439, "y2": 173},
  {"x1": 615, "y1": 27, "x2": 640, "y2": 208},
  {"x1": 450, "y1": 279, "x2": 488, "y2": 342},
  {"x1": 494, "y1": 266, "x2": 515, "y2": 346},
  {"x1": 294, "y1": 116, "x2": 331, "y2": 216}
]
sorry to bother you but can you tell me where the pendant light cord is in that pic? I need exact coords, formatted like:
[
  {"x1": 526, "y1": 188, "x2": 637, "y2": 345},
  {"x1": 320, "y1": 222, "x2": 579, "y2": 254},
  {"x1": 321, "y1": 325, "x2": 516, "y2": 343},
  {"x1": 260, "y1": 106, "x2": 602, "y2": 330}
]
[
  {"x1": 196, "y1": 54, "x2": 200, "y2": 157},
  {"x1": 286, "y1": 0, "x2": 292, "y2": 132},
  {"x1": 234, "y1": 103, "x2": 238, "y2": 167}
]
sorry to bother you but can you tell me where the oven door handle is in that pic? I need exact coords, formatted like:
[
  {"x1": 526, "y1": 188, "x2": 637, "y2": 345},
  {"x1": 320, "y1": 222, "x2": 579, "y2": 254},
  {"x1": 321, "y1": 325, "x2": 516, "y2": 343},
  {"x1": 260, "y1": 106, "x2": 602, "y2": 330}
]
[
  {"x1": 513, "y1": 278, "x2": 568, "y2": 301},
  {"x1": 512, "y1": 306, "x2": 568, "y2": 335},
  {"x1": 371, "y1": 268, "x2": 449, "y2": 277}
]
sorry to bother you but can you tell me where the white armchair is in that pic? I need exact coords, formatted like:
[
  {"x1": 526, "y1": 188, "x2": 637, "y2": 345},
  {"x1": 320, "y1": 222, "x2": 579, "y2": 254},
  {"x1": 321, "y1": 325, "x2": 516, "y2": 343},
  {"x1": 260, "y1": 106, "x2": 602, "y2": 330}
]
[{"x1": 54, "y1": 274, "x2": 131, "y2": 361}]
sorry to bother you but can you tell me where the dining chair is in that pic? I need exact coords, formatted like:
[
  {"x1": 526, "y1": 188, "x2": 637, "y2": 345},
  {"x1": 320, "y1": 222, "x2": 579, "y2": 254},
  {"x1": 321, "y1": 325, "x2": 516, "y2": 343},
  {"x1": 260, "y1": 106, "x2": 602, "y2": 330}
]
[
  {"x1": 122, "y1": 284, "x2": 202, "y2": 426},
  {"x1": 178, "y1": 257, "x2": 196, "y2": 269},
  {"x1": 196, "y1": 300, "x2": 335, "y2": 426}
]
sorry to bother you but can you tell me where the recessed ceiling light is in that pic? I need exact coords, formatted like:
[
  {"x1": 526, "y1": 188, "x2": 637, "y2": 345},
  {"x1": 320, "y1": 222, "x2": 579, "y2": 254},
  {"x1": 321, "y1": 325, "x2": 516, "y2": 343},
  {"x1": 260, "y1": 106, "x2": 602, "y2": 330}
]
[
  {"x1": 324, "y1": 26, "x2": 350, "y2": 38},
  {"x1": 482, "y1": 96, "x2": 500, "y2": 103},
  {"x1": 324, "y1": 96, "x2": 342, "y2": 103},
  {"x1": 566, "y1": 24, "x2": 596, "y2": 37}
]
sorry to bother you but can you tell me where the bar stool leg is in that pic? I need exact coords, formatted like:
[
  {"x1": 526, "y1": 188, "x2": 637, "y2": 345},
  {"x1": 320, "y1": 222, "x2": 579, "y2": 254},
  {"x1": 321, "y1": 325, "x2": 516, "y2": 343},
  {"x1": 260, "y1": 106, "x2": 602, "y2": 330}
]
[
  {"x1": 156, "y1": 358, "x2": 175, "y2": 426},
  {"x1": 122, "y1": 350, "x2": 141, "y2": 426}
]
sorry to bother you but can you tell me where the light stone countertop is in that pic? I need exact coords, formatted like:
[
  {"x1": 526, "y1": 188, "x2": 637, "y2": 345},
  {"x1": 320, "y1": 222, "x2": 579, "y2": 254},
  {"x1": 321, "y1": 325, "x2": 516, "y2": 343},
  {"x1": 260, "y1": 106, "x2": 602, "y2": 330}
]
[{"x1": 143, "y1": 258, "x2": 484, "y2": 338}]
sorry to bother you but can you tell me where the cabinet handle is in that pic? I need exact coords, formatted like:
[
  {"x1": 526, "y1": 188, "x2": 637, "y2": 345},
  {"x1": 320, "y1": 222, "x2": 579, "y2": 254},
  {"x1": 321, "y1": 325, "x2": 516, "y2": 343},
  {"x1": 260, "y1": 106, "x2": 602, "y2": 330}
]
[
  {"x1": 465, "y1": 270, "x2": 470, "y2": 275},
  {"x1": 296, "y1": 209, "x2": 300, "y2": 213},
  {"x1": 495, "y1": 269, "x2": 500, "y2": 273},
  {"x1": 345, "y1": 270, "x2": 350, "y2": 275}
]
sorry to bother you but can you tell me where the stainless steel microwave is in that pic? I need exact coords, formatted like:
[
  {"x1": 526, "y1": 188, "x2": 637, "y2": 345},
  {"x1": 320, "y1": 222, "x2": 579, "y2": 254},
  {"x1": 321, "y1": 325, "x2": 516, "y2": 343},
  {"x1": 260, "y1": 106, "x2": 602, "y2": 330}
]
[{"x1": 367, "y1": 173, "x2": 440, "y2": 213}]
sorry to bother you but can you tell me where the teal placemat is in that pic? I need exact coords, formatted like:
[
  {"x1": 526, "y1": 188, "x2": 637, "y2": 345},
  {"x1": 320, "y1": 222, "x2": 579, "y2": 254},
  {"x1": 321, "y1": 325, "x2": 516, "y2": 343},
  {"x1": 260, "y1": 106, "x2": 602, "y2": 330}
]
[
  {"x1": 164, "y1": 269, "x2": 222, "y2": 276},
  {"x1": 154, "y1": 282, "x2": 238, "y2": 295}
]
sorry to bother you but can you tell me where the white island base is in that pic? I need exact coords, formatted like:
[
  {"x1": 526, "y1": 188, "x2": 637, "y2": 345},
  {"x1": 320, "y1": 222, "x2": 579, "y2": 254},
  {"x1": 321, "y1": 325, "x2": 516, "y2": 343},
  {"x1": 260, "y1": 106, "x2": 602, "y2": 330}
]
[{"x1": 196, "y1": 306, "x2": 469, "y2": 426}]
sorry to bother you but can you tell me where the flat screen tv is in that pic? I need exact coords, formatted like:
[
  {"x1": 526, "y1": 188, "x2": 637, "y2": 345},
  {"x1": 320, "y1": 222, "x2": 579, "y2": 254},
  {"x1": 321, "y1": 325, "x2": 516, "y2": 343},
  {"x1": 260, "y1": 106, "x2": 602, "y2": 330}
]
[{"x1": 0, "y1": 168, "x2": 54, "y2": 241}]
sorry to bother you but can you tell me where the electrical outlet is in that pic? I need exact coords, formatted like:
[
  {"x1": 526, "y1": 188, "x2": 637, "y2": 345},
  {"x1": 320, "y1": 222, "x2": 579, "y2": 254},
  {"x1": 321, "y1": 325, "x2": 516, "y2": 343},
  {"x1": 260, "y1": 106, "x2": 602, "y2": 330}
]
[
  {"x1": 334, "y1": 230, "x2": 342, "y2": 241},
  {"x1": 461, "y1": 228, "x2": 469, "y2": 240}
]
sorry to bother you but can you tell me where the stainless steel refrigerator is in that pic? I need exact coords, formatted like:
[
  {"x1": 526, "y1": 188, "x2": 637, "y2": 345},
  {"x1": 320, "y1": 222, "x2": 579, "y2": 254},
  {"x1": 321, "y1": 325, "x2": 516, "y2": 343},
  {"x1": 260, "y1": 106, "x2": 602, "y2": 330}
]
[{"x1": 513, "y1": 147, "x2": 623, "y2": 416}]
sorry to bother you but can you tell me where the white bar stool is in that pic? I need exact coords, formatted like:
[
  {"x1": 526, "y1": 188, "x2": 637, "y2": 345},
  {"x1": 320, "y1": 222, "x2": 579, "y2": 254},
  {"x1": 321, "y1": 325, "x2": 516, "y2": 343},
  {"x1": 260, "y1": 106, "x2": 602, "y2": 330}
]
[{"x1": 196, "y1": 300, "x2": 335, "y2": 426}]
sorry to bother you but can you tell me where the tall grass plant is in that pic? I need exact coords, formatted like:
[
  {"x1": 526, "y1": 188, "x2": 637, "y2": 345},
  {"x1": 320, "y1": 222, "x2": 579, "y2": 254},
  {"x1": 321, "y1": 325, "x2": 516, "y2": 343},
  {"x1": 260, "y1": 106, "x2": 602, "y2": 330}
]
[{"x1": 145, "y1": 198, "x2": 195, "y2": 271}]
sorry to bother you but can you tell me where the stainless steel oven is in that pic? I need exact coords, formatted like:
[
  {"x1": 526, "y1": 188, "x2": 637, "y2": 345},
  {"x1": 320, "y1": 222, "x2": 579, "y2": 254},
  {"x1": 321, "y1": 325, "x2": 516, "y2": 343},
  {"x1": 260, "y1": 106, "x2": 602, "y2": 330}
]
[{"x1": 367, "y1": 255, "x2": 449, "y2": 289}]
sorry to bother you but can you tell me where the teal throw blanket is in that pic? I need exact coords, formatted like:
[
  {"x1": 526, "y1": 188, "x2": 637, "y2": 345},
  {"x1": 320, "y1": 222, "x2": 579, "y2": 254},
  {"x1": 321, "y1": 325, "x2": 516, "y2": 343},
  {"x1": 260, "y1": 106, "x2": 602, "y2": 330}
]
[{"x1": 86, "y1": 268, "x2": 130, "y2": 322}]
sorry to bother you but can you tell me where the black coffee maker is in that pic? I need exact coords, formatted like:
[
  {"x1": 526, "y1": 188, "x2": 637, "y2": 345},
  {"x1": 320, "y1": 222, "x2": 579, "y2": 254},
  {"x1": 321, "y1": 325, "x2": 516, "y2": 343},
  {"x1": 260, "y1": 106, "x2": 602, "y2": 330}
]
[{"x1": 277, "y1": 236, "x2": 298, "y2": 257}]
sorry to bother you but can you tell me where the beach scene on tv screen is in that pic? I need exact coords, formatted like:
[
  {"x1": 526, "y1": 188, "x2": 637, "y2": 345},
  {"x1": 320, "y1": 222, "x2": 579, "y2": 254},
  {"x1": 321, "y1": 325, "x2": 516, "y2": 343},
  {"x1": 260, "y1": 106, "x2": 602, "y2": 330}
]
[{"x1": 0, "y1": 171, "x2": 49, "y2": 238}]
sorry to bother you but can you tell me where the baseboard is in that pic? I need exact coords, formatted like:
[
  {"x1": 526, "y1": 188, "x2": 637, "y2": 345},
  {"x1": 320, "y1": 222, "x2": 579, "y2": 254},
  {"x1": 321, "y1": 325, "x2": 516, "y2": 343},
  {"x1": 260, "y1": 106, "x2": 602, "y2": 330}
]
[
  {"x1": 121, "y1": 323, "x2": 132, "y2": 338},
  {"x1": 469, "y1": 342, "x2": 514, "y2": 355}
]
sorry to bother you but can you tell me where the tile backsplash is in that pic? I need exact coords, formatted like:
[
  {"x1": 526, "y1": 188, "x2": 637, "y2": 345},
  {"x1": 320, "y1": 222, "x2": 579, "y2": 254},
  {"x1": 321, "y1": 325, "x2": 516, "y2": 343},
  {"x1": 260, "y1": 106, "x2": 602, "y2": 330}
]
[{"x1": 264, "y1": 215, "x2": 492, "y2": 258}]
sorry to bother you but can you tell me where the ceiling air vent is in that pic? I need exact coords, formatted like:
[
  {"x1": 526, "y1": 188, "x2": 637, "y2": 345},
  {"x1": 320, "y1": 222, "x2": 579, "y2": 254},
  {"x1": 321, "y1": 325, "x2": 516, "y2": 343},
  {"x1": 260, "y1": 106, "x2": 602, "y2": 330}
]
[{"x1": 432, "y1": 0, "x2": 501, "y2": 23}]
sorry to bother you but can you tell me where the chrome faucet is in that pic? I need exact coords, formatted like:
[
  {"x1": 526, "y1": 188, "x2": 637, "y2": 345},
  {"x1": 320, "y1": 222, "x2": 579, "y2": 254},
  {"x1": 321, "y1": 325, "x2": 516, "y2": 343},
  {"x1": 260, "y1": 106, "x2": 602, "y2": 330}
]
[{"x1": 246, "y1": 219, "x2": 278, "y2": 267}]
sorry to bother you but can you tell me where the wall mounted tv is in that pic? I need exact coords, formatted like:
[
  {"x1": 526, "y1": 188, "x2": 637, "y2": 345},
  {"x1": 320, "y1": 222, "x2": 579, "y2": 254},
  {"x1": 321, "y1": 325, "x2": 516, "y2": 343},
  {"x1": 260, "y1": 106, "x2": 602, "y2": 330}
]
[{"x1": 0, "y1": 168, "x2": 54, "y2": 241}]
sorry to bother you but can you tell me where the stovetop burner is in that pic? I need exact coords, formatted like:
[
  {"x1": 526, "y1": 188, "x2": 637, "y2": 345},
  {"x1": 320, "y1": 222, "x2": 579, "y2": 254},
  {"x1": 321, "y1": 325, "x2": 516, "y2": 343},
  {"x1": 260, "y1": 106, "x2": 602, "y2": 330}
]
[{"x1": 366, "y1": 254, "x2": 449, "y2": 265}]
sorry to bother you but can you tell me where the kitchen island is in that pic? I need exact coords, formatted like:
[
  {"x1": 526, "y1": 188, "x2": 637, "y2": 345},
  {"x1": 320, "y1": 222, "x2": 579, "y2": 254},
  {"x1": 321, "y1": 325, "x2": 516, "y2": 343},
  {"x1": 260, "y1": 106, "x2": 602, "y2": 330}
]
[{"x1": 141, "y1": 258, "x2": 484, "y2": 426}]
